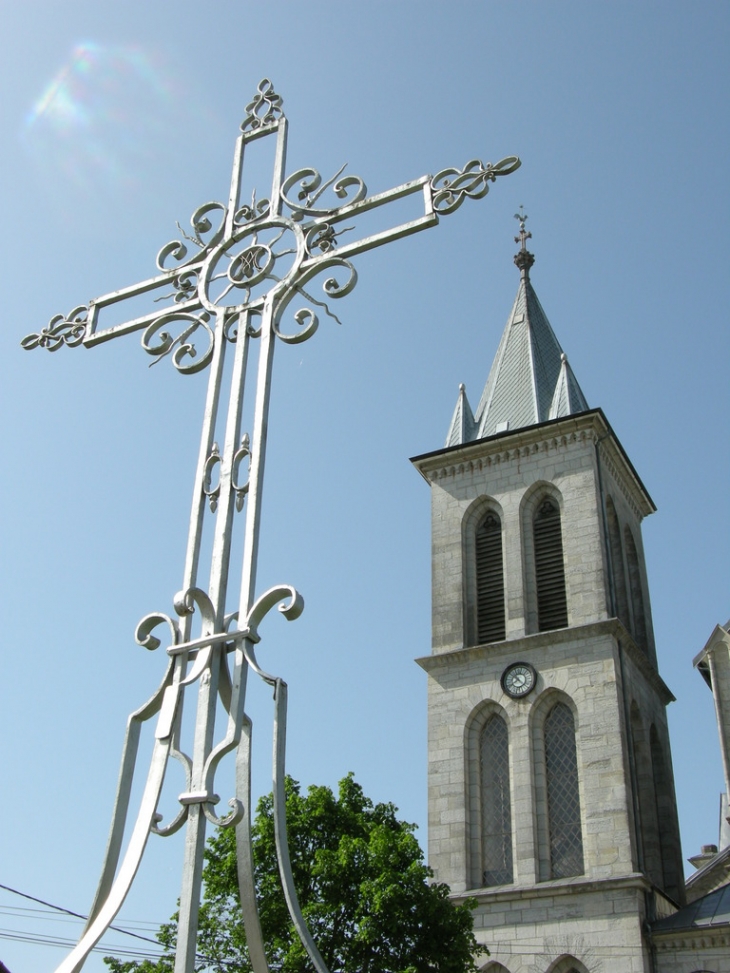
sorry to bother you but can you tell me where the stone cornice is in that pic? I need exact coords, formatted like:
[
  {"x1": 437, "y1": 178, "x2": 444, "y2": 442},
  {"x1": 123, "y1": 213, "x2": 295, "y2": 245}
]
[
  {"x1": 652, "y1": 928, "x2": 730, "y2": 948},
  {"x1": 595, "y1": 438, "x2": 648, "y2": 522},
  {"x1": 411, "y1": 408, "x2": 655, "y2": 519},
  {"x1": 448, "y1": 871, "x2": 651, "y2": 908},
  {"x1": 616, "y1": 620, "x2": 677, "y2": 705},
  {"x1": 416, "y1": 618, "x2": 676, "y2": 704}
]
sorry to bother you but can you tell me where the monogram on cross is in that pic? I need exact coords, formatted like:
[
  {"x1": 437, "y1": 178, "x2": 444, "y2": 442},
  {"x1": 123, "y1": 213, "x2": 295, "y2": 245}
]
[{"x1": 23, "y1": 79, "x2": 520, "y2": 973}]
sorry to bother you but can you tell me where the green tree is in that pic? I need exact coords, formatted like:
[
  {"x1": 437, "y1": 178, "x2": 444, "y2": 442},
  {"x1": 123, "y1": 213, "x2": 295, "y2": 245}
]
[{"x1": 105, "y1": 775, "x2": 485, "y2": 973}]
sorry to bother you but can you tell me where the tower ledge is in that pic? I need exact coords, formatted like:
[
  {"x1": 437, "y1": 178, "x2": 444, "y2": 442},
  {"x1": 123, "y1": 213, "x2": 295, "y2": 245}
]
[{"x1": 414, "y1": 408, "x2": 656, "y2": 521}]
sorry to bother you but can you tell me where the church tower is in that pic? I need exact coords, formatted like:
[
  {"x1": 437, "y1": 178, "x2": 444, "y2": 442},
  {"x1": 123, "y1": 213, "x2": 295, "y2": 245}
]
[{"x1": 413, "y1": 217, "x2": 685, "y2": 973}]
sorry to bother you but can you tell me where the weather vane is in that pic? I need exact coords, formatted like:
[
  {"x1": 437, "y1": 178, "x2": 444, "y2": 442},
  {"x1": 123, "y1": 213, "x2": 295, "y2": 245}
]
[{"x1": 23, "y1": 79, "x2": 520, "y2": 973}]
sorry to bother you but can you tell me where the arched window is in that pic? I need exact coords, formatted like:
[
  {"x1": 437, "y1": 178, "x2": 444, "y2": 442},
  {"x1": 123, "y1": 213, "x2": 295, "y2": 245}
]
[
  {"x1": 544, "y1": 702, "x2": 584, "y2": 878},
  {"x1": 605, "y1": 496, "x2": 629, "y2": 626},
  {"x1": 480, "y1": 714, "x2": 513, "y2": 885},
  {"x1": 475, "y1": 511, "x2": 505, "y2": 643},
  {"x1": 546, "y1": 959, "x2": 590, "y2": 973},
  {"x1": 651, "y1": 724, "x2": 683, "y2": 903},
  {"x1": 630, "y1": 703, "x2": 662, "y2": 885},
  {"x1": 624, "y1": 527, "x2": 648, "y2": 653},
  {"x1": 533, "y1": 498, "x2": 568, "y2": 631}
]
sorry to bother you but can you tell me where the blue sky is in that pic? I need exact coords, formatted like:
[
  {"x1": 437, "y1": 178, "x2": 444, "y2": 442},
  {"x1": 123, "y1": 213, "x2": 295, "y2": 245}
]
[{"x1": 0, "y1": 1, "x2": 728, "y2": 969}]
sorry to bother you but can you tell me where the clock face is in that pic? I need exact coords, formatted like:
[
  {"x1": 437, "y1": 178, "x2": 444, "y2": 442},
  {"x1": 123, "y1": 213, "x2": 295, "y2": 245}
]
[{"x1": 501, "y1": 662, "x2": 537, "y2": 699}]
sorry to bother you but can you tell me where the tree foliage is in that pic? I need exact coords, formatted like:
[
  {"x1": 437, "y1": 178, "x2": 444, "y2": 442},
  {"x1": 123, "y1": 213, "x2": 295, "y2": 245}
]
[{"x1": 105, "y1": 775, "x2": 484, "y2": 973}]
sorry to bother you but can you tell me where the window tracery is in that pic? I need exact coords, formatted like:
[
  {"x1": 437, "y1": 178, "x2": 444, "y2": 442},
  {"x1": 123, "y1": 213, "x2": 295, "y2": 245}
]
[
  {"x1": 544, "y1": 701, "x2": 584, "y2": 878},
  {"x1": 480, "y1": 713, "x2": 513, "y2": 886}
]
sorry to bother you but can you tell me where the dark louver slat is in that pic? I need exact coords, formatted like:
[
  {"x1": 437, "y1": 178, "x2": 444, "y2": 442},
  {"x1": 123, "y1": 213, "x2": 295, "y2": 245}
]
[
  {"x1": 534, "y1": 499, "x2": 568, "y2": 631},
  {"x1": 476, "y1": 513, "x2": 505, "y2": 643}
]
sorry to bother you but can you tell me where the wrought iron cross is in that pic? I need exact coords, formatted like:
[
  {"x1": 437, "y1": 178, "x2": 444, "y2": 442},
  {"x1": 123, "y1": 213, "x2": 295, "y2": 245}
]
[{"x1": 23, "y1": 79, "x2": 520, "y2": 973}]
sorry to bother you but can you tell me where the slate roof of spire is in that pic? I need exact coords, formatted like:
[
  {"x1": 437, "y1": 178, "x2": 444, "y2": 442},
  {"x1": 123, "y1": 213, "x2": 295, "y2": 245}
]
[
  {"x1": 445, "y1": 233, "x2": 589, "y2": 447},
  {"x1": 445, "y1": 383, "x2": 476, "y2": 448}
]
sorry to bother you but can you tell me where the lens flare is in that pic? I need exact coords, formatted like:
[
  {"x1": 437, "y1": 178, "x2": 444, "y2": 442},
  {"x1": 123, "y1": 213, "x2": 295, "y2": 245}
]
[{"x1": 22, "y1": 42, "x2": 179, "y2": 196}]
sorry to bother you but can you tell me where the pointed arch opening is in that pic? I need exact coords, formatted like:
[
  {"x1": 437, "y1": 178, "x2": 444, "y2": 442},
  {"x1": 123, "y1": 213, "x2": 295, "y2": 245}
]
[
  {"x1": 521, "y1": 484, "x2": 569, "y2": 634},
  {"x1": 480, "y1": 713, "x2": 513, "y2": 886},
  {"x1": 533, "y1": 691, "x2": 584, "y2": 881},
  {"x1": 476, "y1": 511, "x2": 506, "y2": 643},
  {"x1": 624, "y1": 526, "x2": 648, "y2": 654},
  {"x1": 546, "y1": 957, "x2": 590, "y2": 973},
  {"x1": 650, "y1": 723, "x2": 684, "y2": 904},
  {"x1": 630, "y1": 702, "x2": 662, "y2": 886},
  {"x1": 466, "y1": 702, "x2": 513, "y2": 889},
  {"x1": 533, "y1": 497, "x2": 568, "y2": 631},
  {"x1": 544, "y1": 701, "x2": 584, "y2": 878},
  {"x1": 463, "y1": 498, "x2": 506, "y2": 647},
  {"x1": 605, "y1": 495, "x2": 630, "y2": 627}
]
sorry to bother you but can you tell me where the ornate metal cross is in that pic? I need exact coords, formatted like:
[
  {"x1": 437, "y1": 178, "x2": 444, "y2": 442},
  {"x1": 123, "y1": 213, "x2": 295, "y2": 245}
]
[{"x1": 23, "y1": 79, "x2": 519, "y2": 973}]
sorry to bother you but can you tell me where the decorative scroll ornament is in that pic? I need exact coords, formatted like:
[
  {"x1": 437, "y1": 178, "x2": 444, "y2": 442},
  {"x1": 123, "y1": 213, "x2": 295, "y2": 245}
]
[
  {"x1": 21, "y1": 305, "x2": 88, "y2": 352},
  {"x1": 234, "y1": 191, "x2": 271, "y2": 226},
  {"x1": 430, "y1": 156, "x2": 521, "y2": 213},
  {"x1": 157, "y1": 202, "x2": 227, "y2": 273},
  {"x1": 23, "y1": 77, "x2": 519, "y2": 973},
  {"x1": 241, "y1": 78, "x2": 283, "y2": 132},
  {"x1": 281, "y1": 164, "x2": 367, "y2": 221},
  {"x1": 142, "y1": 311, "x2": 214, "y2": 374}
]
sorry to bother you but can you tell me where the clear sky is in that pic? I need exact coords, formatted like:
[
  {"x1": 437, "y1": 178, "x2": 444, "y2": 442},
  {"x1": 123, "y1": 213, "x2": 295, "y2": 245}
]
[{"x1": 0, "y1": 1, "x2": 728, "y2": 970}]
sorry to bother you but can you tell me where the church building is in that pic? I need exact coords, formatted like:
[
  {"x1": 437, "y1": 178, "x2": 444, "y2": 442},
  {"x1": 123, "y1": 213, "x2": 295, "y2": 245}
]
[{"x1": 411, "y1": 217, "x2": 730, "y2": 972}]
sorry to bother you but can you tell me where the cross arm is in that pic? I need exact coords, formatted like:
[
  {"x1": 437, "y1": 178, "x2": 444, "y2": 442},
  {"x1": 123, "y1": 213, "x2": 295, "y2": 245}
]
[{"x1": 289, "y1": 155, "x2": 521, "y2": 269}]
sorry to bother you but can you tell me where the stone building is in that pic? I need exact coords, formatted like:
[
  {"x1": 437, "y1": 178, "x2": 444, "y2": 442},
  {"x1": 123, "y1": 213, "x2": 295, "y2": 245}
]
[{"x1": 412, "y1": 222, "x2": 730, "y2": 972}]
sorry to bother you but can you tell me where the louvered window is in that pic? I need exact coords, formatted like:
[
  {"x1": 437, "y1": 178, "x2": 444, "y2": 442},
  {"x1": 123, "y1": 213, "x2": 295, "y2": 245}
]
[
  {"x1": 545, "y1": 702, "x2": 584, "y2": 878},
  {"x1": 476, "y1": 512, "x2": 505, "y2": 643},
  {"x1": 534, "y1": 498, "x2": 568, "y2": 631},
  {"x1": 480, "y1": 714, "x2": 513, "y2": 886}
]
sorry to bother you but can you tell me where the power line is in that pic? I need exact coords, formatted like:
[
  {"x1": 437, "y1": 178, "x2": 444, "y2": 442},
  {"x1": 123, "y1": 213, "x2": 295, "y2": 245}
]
[
  {"x1": 0, "y1": 882, "x2": 225, "y2": 968},
  {"x1": 0, "y1": 927, "x2": 165, "y2": 960},
  {"x1": 0, "y1": 882, "x2": 162, "y2": 948}
]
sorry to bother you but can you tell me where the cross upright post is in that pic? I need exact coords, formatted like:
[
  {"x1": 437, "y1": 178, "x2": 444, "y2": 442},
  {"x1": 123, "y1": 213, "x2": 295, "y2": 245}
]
[{"x1": 23, "y1": 79, "x2": 520, "y2": 973}]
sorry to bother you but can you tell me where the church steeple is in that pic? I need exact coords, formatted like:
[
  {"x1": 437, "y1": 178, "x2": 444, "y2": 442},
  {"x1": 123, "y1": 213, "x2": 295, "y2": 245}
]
[
  {"x1": 445, "y1": 212, "x2": 589, "y2": 446},
  {"x1": 415, "y1": 222, "x2": 687, "y2": 969}
]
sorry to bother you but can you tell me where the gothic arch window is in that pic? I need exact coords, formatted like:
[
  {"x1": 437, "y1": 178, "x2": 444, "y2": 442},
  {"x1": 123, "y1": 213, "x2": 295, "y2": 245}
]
[
  {"x1": 544, "y1": 701, "x2": 584, "y2": 878},
  {"x1": 475, "y1": 511, "x2": 506, "y2": 643},
  {"x1": 630, "y1": 703, "x2": 662, "y2": 886},
  {"x1": 466, "y1": 702, "x2": 513, "y2": 889},
  {"x1": 533, "y1": 497, "x2": 568, "y2": 631},
  {"x1": 624, "y1": 527, "x2": 648, "y2": 654},
  {"x1": 650, "y1": 724, "x2": 684, "y2": 903},
  {"x1": 605, "y1": 495, "x2": 629, "y2": 626},
  {"x1": 463, "y1": 499, "x2": 506, "y2": 647},
  {"x1": 480, "y1": 713, "x2": 513, "y2": 886},
  {"x1": 546, "y1": 958, "x2": 590, "y2": 973}
]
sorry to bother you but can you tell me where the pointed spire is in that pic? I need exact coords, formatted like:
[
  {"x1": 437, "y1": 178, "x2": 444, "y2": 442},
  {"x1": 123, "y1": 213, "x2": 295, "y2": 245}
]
[
  {"x1": 549, "y1": 353, "x2": 589, "y2": 420},
  {"x1": 445, "y1": 383, "x2": 476, "y2": 447},
  {"x1": 444, "y1": 216, "x2": 590, "y2": 445}
]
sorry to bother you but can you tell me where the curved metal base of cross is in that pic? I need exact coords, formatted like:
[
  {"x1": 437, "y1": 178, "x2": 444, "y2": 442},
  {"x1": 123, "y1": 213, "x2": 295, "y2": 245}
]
[{"x1": 56, "y1": 584, "x2": 317, "y2": 973}]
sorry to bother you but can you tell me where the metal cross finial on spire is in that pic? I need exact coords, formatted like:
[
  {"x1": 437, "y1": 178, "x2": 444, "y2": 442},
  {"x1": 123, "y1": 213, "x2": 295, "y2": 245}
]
[
  {"x1": 513, "y1": 204, "x2": 535, "y2": 279},
  {"x1": 513, "y1": 204, "x2": 532, "y2": 249},
  {"x1": 22, "y1": 78, "x2": 520, "y2": 973}
]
